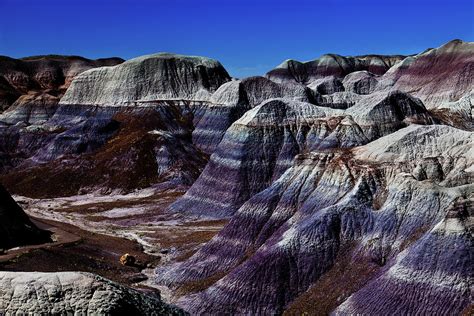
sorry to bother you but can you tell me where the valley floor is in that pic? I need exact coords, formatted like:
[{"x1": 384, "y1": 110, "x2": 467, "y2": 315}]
[{"x1": 0, "y1": 188, "x2": 227, "y2": 303}]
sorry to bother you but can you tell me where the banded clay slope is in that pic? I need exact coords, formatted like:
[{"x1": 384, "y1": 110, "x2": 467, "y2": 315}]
[
  {"x1": 266, "y1": 40, "x2": 474, "y2": 130},
  {"x1": 0, "y1": 184, "x2": 51, "y2": 249},
  {"x1": 157, "y1": 124, "x2": 474, "y2": 314},
  {"x1": 266, "y1": 53, "x2": 405, "y2": 84},
  {"x1": 0, "y1": 55, "x2": 123, "y2": 124},
  {"x1": 334, "y1": 197, "x2": 473, "y2": 315},
  {"x1": 0, "y1": 54, "x2": 231, "y2": 195},
  {"x1": 0, "y1": 57, "x2": 319, "y2": 195},
  {"x1": 0, "y1": 271, "x2": 185, "y2": 315},
  {"x1": 170, "y1": 90, "x2": 435, "y2": 217},
  {"x1": 380, "y1": 39, "x2": 474, "y2": 129}
]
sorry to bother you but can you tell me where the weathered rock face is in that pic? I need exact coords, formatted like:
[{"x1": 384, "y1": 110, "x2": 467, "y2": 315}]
[
  {"x1": 157, "y1": 125, "x2": 473, "y2": 315},
  {"x1": 0, "y1": 55, "x2": 124, "y2": 123},
  {"x1": 0, "y1": 92, "x2": 59, "y2": 124},
  {"x1": 0, "y1": 271, "x2": 185, "y2": 315},
  {"x1": 0, "y1": 184, "x2": 50, "y2": 249},
  {"x1": 170, "y1": 90, "x2": 435, "y2": 217},
  {"x1": 60, "y1": 53, "x2": 231, "y2": 105},
  {"x1": 266, "y1": 54, "x2": 405, "y2": 84}
]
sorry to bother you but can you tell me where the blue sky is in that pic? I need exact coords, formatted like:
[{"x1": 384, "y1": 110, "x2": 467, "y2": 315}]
[{"x1": 0, "y1": 0, "x2": 472, "y2": 78}]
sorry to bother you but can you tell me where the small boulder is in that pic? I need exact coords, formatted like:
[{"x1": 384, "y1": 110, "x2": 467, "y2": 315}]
[{"x1": 119, "y1": 253, "x2": 136, "y2": 266}]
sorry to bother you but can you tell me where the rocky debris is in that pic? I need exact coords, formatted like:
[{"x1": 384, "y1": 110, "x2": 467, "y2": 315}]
[
  {"x1": 0, "y1": 183, "x2": 51, "y2": 249},
  {"x1": 170, "y1": 90, "x2": 435, "y2": 217},
  {"x1": 120, "y1": 253, "x2": 136, "y2": 266},
  {"x1": 0, "y1": 55, "x2": 123, "y2": 123},
  {"x1": 126, "y1": 273, "x2": 149, "y2": 284},
  {"x1": 266, "y1": 54, "x2": 405, "y2": 84},
  {"x1": 0, "y1": 271, "x2": 185, "y2": 315},
  {"x1": 157, "y1": 124, "x2": 473, "y2": 314},
  {"x1": 59, "y1": 53, "x2": 231, "y2": 106}
]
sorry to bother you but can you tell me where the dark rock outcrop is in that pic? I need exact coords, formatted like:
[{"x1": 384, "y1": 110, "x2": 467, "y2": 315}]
[
  {"x1": 342, "y1": 71, "x2": 379, "y2": 95},
  {"x1": 0, "y1": 184, "x2": 50, "y2": 249},
  {"x1": 308, "y1": 76, "x2": 345, "y2": 95}
]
